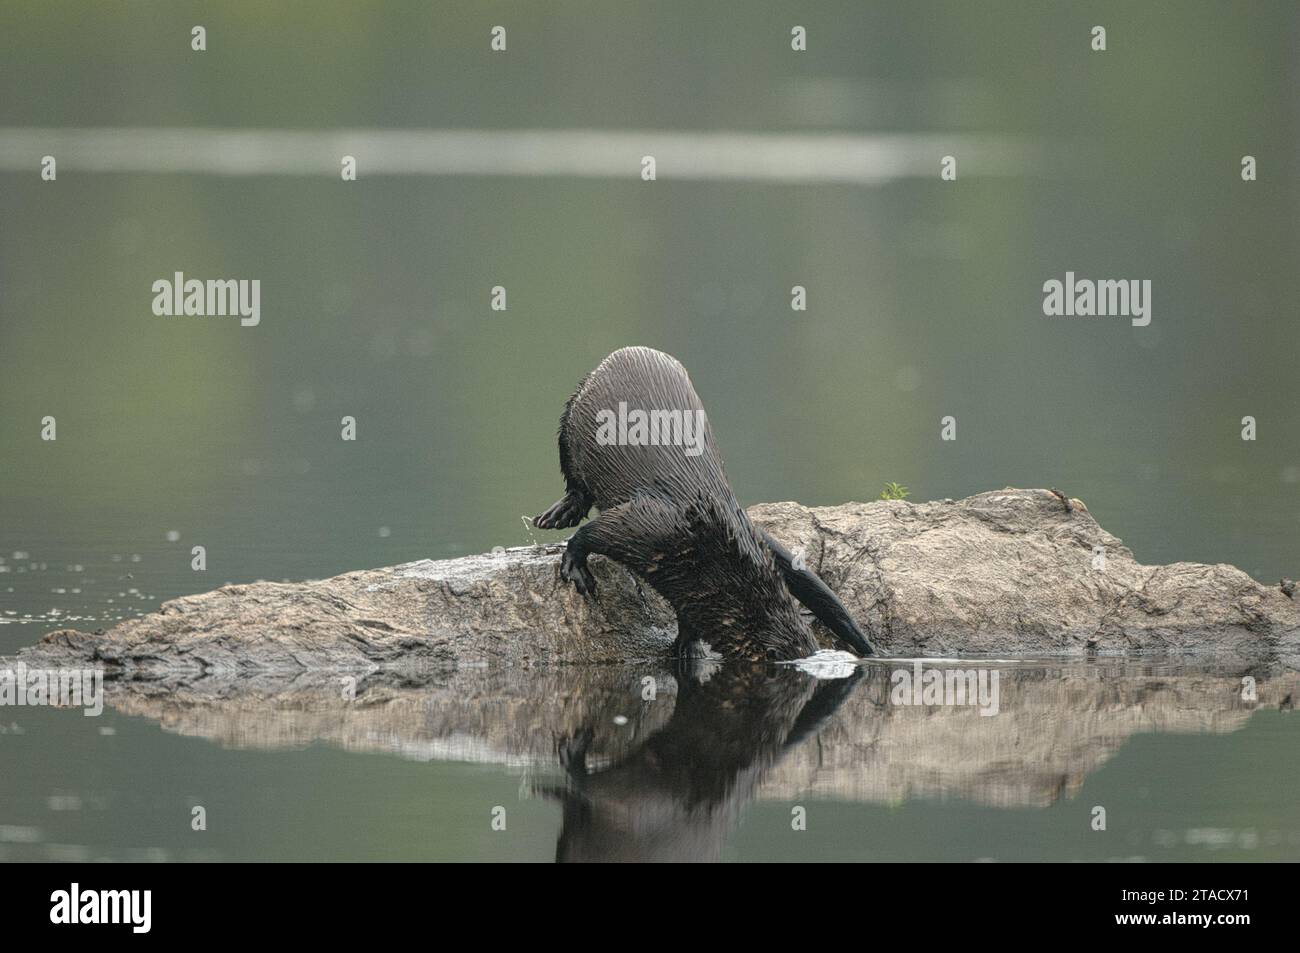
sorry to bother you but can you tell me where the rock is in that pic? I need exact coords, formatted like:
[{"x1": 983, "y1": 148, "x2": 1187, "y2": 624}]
[
  {"x1": 13, "y1": 488, "x2": 1300, "y2": 673},
  {"x1": 750, "y1": 489, "x2": 1299, "y2": 658}
]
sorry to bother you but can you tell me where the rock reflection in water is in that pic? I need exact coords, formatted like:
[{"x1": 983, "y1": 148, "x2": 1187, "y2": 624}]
[{"x1": 92, "y1": 656, "x2": 1298, "y2": 860}]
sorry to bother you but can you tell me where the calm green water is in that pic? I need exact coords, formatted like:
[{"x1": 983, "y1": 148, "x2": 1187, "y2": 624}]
[{"x1": 1, "y1": 1, "x2": 1297, "y2": 861}]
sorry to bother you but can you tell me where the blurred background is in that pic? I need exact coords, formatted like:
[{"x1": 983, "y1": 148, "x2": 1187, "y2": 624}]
[
  {"x1": 0, "y1": 1, "x2": 1297, "y2": 861},
  {"x1": 2, "y1": 1, "x2": 1297, "y2": 630}
]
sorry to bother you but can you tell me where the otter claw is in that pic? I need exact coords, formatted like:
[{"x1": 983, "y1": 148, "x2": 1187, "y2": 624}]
[
  {"x1": 561, "y1": 550, "x2": 597, "y2": 596},
  {"x1": 535, "y1": 494, "x2": 587, "y2": 530}
]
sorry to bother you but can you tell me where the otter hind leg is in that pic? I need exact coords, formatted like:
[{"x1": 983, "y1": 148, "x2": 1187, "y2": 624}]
[{"x1": 562, "y1": 497, "x2": 710, "y2": 664}]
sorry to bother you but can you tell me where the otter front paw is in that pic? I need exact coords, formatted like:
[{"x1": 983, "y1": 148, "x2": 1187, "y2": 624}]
[
  {"x1": 560, "y1": 548, "x2": 597, "y2": 596},
  {"x1": 534, "y1": 493, "x2": 588, "y2": 529}
]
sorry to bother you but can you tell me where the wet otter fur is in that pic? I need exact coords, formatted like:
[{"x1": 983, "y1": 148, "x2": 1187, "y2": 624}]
[{"x1": 534, "y1": 346, "x2": 876, "y2": 662}]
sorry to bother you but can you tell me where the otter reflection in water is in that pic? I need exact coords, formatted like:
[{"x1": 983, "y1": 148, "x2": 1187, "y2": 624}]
[{"x1": 542, "y1": 660, "x2": 863, "y2": 863}]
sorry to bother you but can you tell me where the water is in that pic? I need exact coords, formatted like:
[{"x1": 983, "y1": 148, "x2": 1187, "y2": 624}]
[{"x1": 1, "y1": 0, "x2": 1298, "y2": 861}]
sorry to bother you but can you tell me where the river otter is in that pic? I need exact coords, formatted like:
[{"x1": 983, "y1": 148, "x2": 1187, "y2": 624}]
[{"x1": 533, "y1": 346, "x2": 876, "y2": 662}]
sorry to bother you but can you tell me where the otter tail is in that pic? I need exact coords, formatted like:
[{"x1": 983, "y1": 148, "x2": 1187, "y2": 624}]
[{"x1": 760, "y1": 530, "x2": 877, "y2": 657}]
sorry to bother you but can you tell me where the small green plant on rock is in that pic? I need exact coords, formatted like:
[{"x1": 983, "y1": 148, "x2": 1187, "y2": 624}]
[{"x1": 880, "y1": 482, "x2": 910, "y2": 501}]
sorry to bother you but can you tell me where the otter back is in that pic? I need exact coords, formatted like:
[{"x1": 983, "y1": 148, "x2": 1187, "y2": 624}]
[{"x1": 565, "y1": 347, "x2": 734, "y2": 512}]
